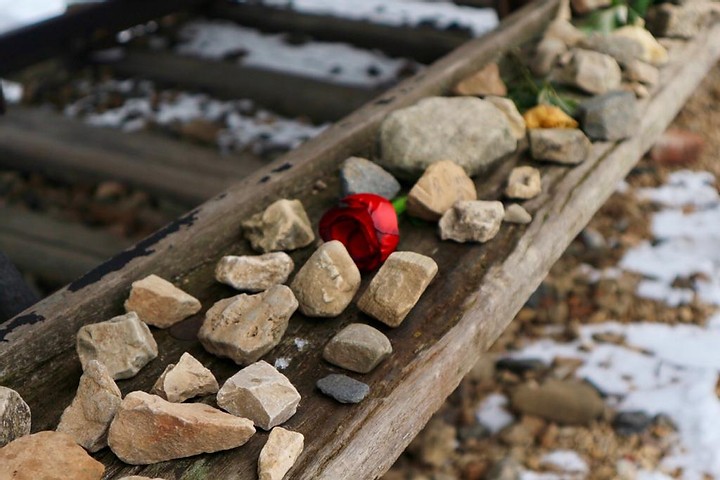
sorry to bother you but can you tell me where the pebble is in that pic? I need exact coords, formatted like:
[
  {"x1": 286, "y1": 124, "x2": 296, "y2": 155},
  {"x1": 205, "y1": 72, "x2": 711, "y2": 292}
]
[
  {"x1": 316, "y1": 374, "x2": 370, "y2": 404},
  {"x1": 407, "y1": 160, "x2": 477, "y2": 221},
  {"x1": 378, "y1": 96, "x2": 517, "y2": 179},
  {"x1": 322, "y1": 323, "x2": 392, "y2": 373},
  {"x1": 550, "y1": 49, "x2": 621, "y2": 95},
  {"x1": 544, "y1": 18, "x2": 585, "y2": 47},
  {"x1": 531, "y1": 37, "x2": 566, "y2": 77},
  {"x1": 485, "y1": 96, "x2": 526, "y2": 141},
  {"x1": 439, "y1": 200, "x2": 505, "y2": 243},
  {"x1": 623, "y1": 60, "x2": 659, "y2": 86},
  {"x1": 215, "y1": 252, "x2": 294, "y2": 292},
  {"x1": 495, "y1": 358, "x2": 547, "y2": 375},
  {"x1": 570, "y1": 0, "x2": 611, "y2": 15},
  {"x1": 503, "y1": 204, "x2": 532, "y2": 224},
  {"x1": 258, "y1": 427, "x2": 305, "y2": 480},
  {"x1": 613, "y1": 26, "x2": 668, "y2": 66},
  {"x1": 647, "y1": 1, "x2": 720, "y2": 39},
  {"x1": 339, "y1": 156, "x2": 401, "y2": 199},
  {"x1": 290, "y1": 240, "x2": 361, "y2": 317},
  {"x1": 151, "y1": 352, "x2": 219, "y2": 403},
  {"x1": 613, "y1": 410, "x2": 653, "y2": 436},
  {"x1": 578, "y1": 33, "x2": 644, "y2": 67},
  {"x1": 217, "y1": 360, "x2": 301, "y2": 430},
  {"x1": 108, "y1": 391, "x2": 255, "y2": 465},
  {"x1": 623, "y1": 81, "x2": 649, "y2": 99},
  {"x1": 357, "y1": 251, "x2": 438, "y2": 327},
  {"x1": 56, "y1": 360, "x2": 122, "y2": 452},
  {"x1": 0, "y1": 386, "x2": 31, "y2": 447},
  {"x1": 199, "y1": 285, "x2": 298, "y2": 365},
  {"x1": 510, "y1": 379, "x2": 604, "y2": 425},
  {"x1": 505, "y1": 166, "x2": 542, "y2": 200},
  {"x1": 124, "y1": 274, "x2": 201, "y2": 328},
  {"x1": 529, "y1": 128, "x2": 592, "y2": 165},
  {"x1": 453, "y1": 63, "x2": 507, "y2": 97},
  {"x1": 486, "y1": 457, "x2": 522, "y2": 480},
  {"x1": 579, "y1": 91, "x2": 638, "y2": 141},
  {"x1": 76, "y1": 311, "x2": 158, "y2": 380},
  {"x1": 522, "y1": 104, "x2": 578, "y2": 129},
  {"x1": 0, "y1": 431, "x2": 105, "y2": 480},
  {"x1": 242, "y1": 199, "x2": 315, "y2": 253}
]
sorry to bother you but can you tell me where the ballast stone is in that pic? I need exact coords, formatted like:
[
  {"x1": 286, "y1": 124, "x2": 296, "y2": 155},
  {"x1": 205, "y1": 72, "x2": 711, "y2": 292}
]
[
  {"x1": 529, "y1": 128, "x2": 592, "y2": 165},
  {"x1": 243, "y1": 199, "x2": 315, "y2": 253},
  {"x1": 505, "y1": 166, "x2": 542, "y2": 200},
  {"x1": 340, "y1": 156, "x2": 401, "y2": 199},
  {"x1": 407, "y1": 160, "x2": 477, "y2": 221},
  {"x1": 215, "y1": 252, "x2": 294, "y2": 292},
  {"x1": 258, "y1": 427, "x2": 305, "y2": 480},
  {"x1": 124, "y1": 274, "x2": 201, "y2": 328},
  {"x1": 0, "y1": 386, "x2": 31, "y2": 447},
  {"x1": 439, "y1": 200, "x2": 505, "y2": 244},
  {"x1": 323, "y1": 323, "x2": 393, "y2": 373},
  {"x1": 317, "y1": 374, "x2": 370, "y2": 404},
  {"x1": 151, "y1": 352, "x2": 219, "y2": 403}
]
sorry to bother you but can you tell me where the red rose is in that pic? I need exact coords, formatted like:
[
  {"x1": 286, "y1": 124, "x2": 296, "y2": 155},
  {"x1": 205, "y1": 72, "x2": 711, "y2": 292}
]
[{"x1": 319, "y1": 193, "x2": 400, "y2": 271}]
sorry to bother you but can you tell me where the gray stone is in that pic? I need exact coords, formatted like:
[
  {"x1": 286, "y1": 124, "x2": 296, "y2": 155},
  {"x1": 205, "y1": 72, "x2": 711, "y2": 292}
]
[
  {"x1": 407, "y1": 160, "x2": 477, "y2": 221},
  {"x1": 505, "y1": 166, "x2": 542, "y2": 200},
  {"x1": 503, "y1": 204, "x2": 532, "y2": 224},
  {"x1": 322, "y1": 323, "x2": 393, "y2": 373},
  {"x1": 485, "y1": 96, "x2": 526, "y2": 141},
  {"x1": 579, "y1": 91, "x2": 638, "y2": 141},
  {"x1": 510, "y1": 379, "x2": 604, "y2": 425},
  {"x1": 378, "y1": 96, "x2": 517, "y2": 179},
  {"x1": 578, "y1": 33, "x2": 645, "y2": 67},
  {"x1": 76, "y1": 311, "x2": 158, "y2": 380},
  {"x1": 242, "y1": 199, "x2": 315, "y2": 253},
  {"x1": 529, "y1": 128, "x2": 592, "y2": 165},
  {"x1": 340, "y1": 156, "x2": 401, "y2": 199},
  {"x1": 0, "y1": 386, "x2": 30, "y2": 447},
  {"x1": 258, "y1": 427, "x2": 304, "y2": 480},
  {"x1": 647, "y1": 1, "x2": 720, "y2": 39},
  {"x1": 623, "y1": 60, "x2": 659, "y2": 86},
  {"x1": 550, "y1": 49, "x2": 622, "y2": 95},
  {"x1": 124, "y1": 274, "x2": 201, "y2": 328},
  {"x1": 151, "y1": 352, "x2": 219, "y2": 403},
  {"x1": 215, "y1": 252, "x2": 294, "y2": 292},
  {"x1": 316, "y1": 374, "x2": 369, "y2": 404},
  {"x1": 571, "y1": 0, "x2": 611, "y2": 14},
  {"x1": 439, "y1": 200, "x2": 505, "y2": 243},
  {"x1": 613, "y1": 410, "x2": 653, "y2": 436}
]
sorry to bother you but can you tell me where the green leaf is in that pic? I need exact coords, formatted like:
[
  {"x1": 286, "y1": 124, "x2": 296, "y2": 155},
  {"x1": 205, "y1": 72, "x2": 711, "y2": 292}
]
[
  {"x1": 392, "y1": 196, "x2": 407, "y2": 216},
  {"x1": 537, "y1": 85, "x2": 580, "y2": 117}
]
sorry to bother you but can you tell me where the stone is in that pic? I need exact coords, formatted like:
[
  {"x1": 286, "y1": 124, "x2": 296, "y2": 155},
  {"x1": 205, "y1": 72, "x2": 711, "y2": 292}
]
[
  {"x1": 623, "y1": 81, "x2": 649, "y2": 99},
  {"x1": 199, "y1": 285, "x2": 298, "y2": 365},
  {"x1": 56, "y1": 360, "x2": 122, "y2": 452},
  {"x1": 417, "y1": 418, "x2": 458, "y2": 467},
  {"x1": 124, "y1": 274, "x2": 201, "y2": 328},
  {"x1": 439, "y1": 200, "x2": 505, "y2": 243},
  {"x1": 0, "y1": 386, "x2": 30, "y2": 447},
  {"x1": 242, "y1": 199, "x2": 315, "y2": 253},
  {"x1": 550, "y1": 49, "x2": 622, "y2": 95},
  {"x1": 485, "y1": 96, "x2": 526, "y2": 141},
  {"x1": 215, "y1": 252, "x2": 294, "y2": 292},
  {"x1": 647, "y1": 1, "x2": 720, "y2": 39},
  {"x1": 258, "y1": 427, "x2": 304, "y2": 480},
  {"x1": 217, "y1": 361, "x2": 301, "y2": 430},
  {"x1": 378, "y1": 96, "x2": 517, "y2": 179},
  {"x1": 76, "y1": 311, "x2": 158, "y2": 380},
  {"x1": 531, "y1": 37, "x2": 567, "y2": 77},
  {"x1": 570, "y1": 0, "x2": 611, "y2": 14},
  {"x1": 613, "y1": 26, "x2": 669, "y2": 66},
  {"x1": 486, "y1": 457, "x2": 522, "y2": 480},
  {"x1": 339, "y1": 156, "x2": 401, "y2": 199},
  {"x1": 290, "y1": 241, "x2": 361, "y2": 317},
  {"x1": 544, "y1": 18, "x2": 585, "y2": 47},
  {"x1": 322, "y1": 323, "x2": 393, "y2": 373},
  {"x1": 503, "y1": 204, "x2": 532, "y2": 224},
  {"x1": 623, "y1": 60, "x2": 659, "y2": 86},
  {"x1": 357, "y1": 251, "x2": 438, "y2": 327},
  {"x1": 316, "y1": 374, "x2": 369, "y2": 404},
  {"x1": 578, "y1": 33, "x2": 645, "y2": 67},
  {"x1": 453, "y1": 63, "x2": 507, "y2": 97},
  {"x1": 579, "y1": 91, "x2": 638, "y2": 141},
  {"x1": 613, "y1": 410, "x2": 653, "y2": 436},
  {"x1": 510, "y1": 379, "x2": 604, "y2": 424},
  {"x1": 529, "y1": 128, "x2": 592, "y2": 165},
  {"x1": 407, "y1": 160, "x2": 477, "y2": 221},
  {"x1": 505, "y1": 166, "x2": 542, "y2": 200},
  {"x1": 108, "y1": 391, "x2": 255, "y2": 464},
  {"x1": 650, "y1": 128, "x2": 705, "y2": 166},
  {"x1": 522, "y1": 104, "x2": 578, "y2": 129},
  {"x1": 0, "y1": 431, "x2": 105, "y2": 480},
  {"x1": 151, "y1": 352, "x2": 219, "y2": 403}
]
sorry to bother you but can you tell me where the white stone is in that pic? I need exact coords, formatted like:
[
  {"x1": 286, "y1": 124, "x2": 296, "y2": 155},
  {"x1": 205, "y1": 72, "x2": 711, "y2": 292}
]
[
  {"x1": 242, "y1": 199, "x2": 315, "y2": 253},
  {"x1": 258, "y1": 427, "x2": 305, "y2": 480},
  {"x1": 124, "y1": 274, "x2": 201, "y2": 328},
  {"x1": 485, "y1": 96, "x2": 526, "y2": 141},
  {"x1": 439, "y1": 200, "x2": 505, "y2": 243},
  {"x1": 505, "y1": 166, "x2": 542, "y2": 200},
  {"x1": 215, "y1": 252, "x2": 294, "y2": 292},
  {"x1": 151, "y1": 352, "x2": 219, "y2": 403},
  {"x1": 504, "y1": 204, "x2": 532, "y2": 224}
]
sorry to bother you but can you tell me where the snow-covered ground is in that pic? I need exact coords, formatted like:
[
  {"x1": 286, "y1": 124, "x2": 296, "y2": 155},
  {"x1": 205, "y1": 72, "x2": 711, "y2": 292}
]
[{"x1": 0, "y1": 0, "x2": 65, "y2": 34}]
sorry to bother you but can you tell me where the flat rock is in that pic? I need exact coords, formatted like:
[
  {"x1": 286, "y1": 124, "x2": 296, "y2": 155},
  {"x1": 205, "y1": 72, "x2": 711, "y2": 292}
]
[
  {"x1": 439, "y1": 200, "x2": 505, "y2": 243},
  {"x1": 340, "y1": 156, "x2": 401, "y2": 199},
  {"x1": 108, "y1": 391, "x2": 255, "y2": 464},
  {"x1": 0, "y1": 386, "x2": 30, "y2": 447},
  {"x1": 76, "y1": 311, "x2": 158, "y2": 380},
  {"x1": 0, "y1": 431, "x2": 105, "y2": 480},
  {"x1": 124, "y1": 274, "x2": 201, "y2": 328},
  {"x1": 378, "y1": 96, "x2": 517, "y2": 179},
  {"x1": 215, "y1": 252, "x2": 294, "y2": 292},
  {"x1": 199, "y1": 285, "x2": 298, "y2": 365},
  {"x1": 510, "y1": 379, "x2": 604, "y2": 425},
  {"x1": 56, "y1": 360, "x2": 122, "y2": 452},
  {"x1": 579, "y1": 91, "x2": 638, "y2": 141},
  {"x1": 322, "y1": 323, "x2": 393, "y2": 373},
  {"x1": 623, "y1": 60, "x2": 659, "y2": 86},
  {"x1": 550, "y1": 49, "x2": 621, "y2": 95},
  {"x1": 258, "y1": 427, "x2": 305, "y2": 480},
  {"x1": 242, "y1": 199, "x2": 315, "y2": 253},
  {"x1": 407, "y1": 160, "x2": 477, "y2": 221},
  {"x1": 503, "y1": 204, "x2": 532, "y2": 224},
  {"x1": 290, "y1": 240, "x2": 361, "y2": 317},
  {"x1": 485, "y1": 96, "x2": 526, "y2": 141},
  {"x1": 453, "y1": 63, "x2": 507, "y2": 97},
  {"x1": 522, "y1": 104, "x2": 578, "y2": 129},
  {"x1": 613, "y1": 26, "x2": 668, "y2": 66},
  {"x1": 316, "y1": 374, "x2": 369, "y2": 404},
  {"x1": 217, "y1": 361, "x2": 301, "y2": 430},
  {"x1": 151, "y1": 352, "x2": 219, "y2": 403},
  {"x1": 357, "y1": 251, "x2": 438, "y2": 327},
  {"x1": 570, "y1": 0, "x2": 611, "y2": 15},
  {"x1": 505, "y1": 166, "x2": 542, "y2": 200},
  {"x1": 578, "y1": 33, "x2": 644, "y2": 67},
  {"x1": 529, "y1": 128, "x2": 591, "y2": 165}
]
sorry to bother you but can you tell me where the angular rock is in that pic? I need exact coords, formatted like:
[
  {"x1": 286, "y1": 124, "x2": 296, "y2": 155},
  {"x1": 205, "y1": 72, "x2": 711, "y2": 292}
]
[
  {"x1": 0, "y1": 386, "x2": 30, "y2": 447},
  {"x1": 647, "y1": 1, "x2": 720, "y2": 39},
  {"x1": 76, "y1": 311, "x2": 158, "y2": 380},
  {"x1": 531, "y1": 37, "x2": 567, "y2": 77},
  {"x1": 503, "y1": 204, "x2": 532, "y2": 225},
  {"x1": 578, "y1": 33, "x2": 645, "y2": 67},
  {"x1": 623, "y1": 60, "x2": 659, "y2": 86},
  {"x1": 529, "y1": 128, "x2": 592, "y2": 165},
  {"x1": 56, "y1": 360, "x2": 122, "y2": 452},
  {"x1": 322, "y1": 323, "x2": 393, "y2": 373},
  {"x1": 316, "y1": 374, "x2": 369, "y2": 404},
  {"x1": 199, "y1": 285, "x2": 298, "y2": 365},
  {"x1": 378, "y1": 96, "x2": 517, "y2": 179},
  {"x1": 439, "y1": 200, "x2": 505, "y2": 243},
  {"x1": 215, "y1": 252, "x2": 294, "y2": 293},
  {"x1": 453, "y1": 63, "x2": 507, "y2": 97},
  {"x1": 579, "y1": 91, "x2": 638, "y2": 141},
  {"x1": 522, "y1": 104, "x2": 578, "y2": 129},
  {"x1": 217, "y1": 361, "x2": 300, "y2": 430},
  {"x1": 258, "y1": 427, "x2": 305, "y2": 480},
  {"x1": 151, "y1": 352, "x2": 219, "y2": 403},
  {"x1": 0, "y1": 431, "x2": 105, "y2": 480},
  {"x1": 407, "y1": 160, "x2": 477, "y2": 221},
  {"x1": 357, "y1": 251, "x2": 438, "y2": 327},
  {"x1": 544, "y1": 18, "x2": 585, "y2": 47},
  {"x1": 124, "y1": 274, "x2": 201, "y2": 328},
  {"x1": 550, "y1": 49, "x2": 622, "y2": 95},
  {"x1": 290, "y1": 241, "x2": 361, "y2": 317},
  {"x1": 613, "y1": 26, "x2": 668, "y2": 66},
  {"x1": 339, "y1": 156, "x2": 401, "y2": 199},
  {"x1": 571, "y1": 0, "x2": 611, "y2": 15},
  {"x1": 242, "y1": 199, "x2": 315, "y2": 253},
  {"x1": 108, "y1": 391, "x2": 255, "y2": 464},
  {"x1": 510, "y1": 379, "x2": 604, "y2": 425},
  {"x1": 505, "y1": 166, "x2": 542, "y2": 200},
  {"x1": 485, "y1": 96, "x2": 526, "y2": 141}
]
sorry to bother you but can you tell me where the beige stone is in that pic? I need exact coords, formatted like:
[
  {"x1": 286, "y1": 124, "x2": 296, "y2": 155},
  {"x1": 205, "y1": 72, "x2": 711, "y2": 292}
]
[
  {"x1": 544, "y1": 18, "x2": 585, "y2": 47},
  {"x1": 550, "y1": 49, "x2": 621, "y2": 95},
  {"x1": 322, "y1": 323, "x2": 393, "y2": 373},
  {"x1": 485, "y1": 96, "x2": 526, "y2": 141},
  {"x1": 217, "y1": 361, "x2": 301, "y2": 430},
  {"x1": 613, "y1": 26, "x2": 668, "y2": 66},
  {"x1": 242, "y1": 199, "x2": 315, "y2": 253},
  {"x1": 510, "y1": 379, "x2": 604, "y2": 425},
  {"x1": 407, "y1": 160, "x2": 477, "y2": 221},
  {"x1": 357, "y1": 252, "x2": 438, "y2": 327},
  {"x1": 290, "y1": 241, "x2": 361, "y2": 318},
  {"x1": 0, "y1": 386, "x2": 30, "y2": 448},
  {"x1": 623, "y1": 60, "x2": 659, "y2": 86},
  {"x1": 151, "y1": 352, "x2": 219, "y2": 403},
  {"x1": 505, "y1": 166, "x2": 542, "y2": 200},
  {"x1": 529, "y1": 128, "x2": 592, "y2": 165},
  {"x1": 199, "y1": 285, "x2": 298, "y2": 365},
  {"x1": 531, "y1": 37, "x2": 567, "y2": 77},
  {"x1": 124, "y1": 274, "x2": 201, "y2": 328},
  {"x1": 108, "y1": 391, "x2": 255, "y2": 465},
  {"x1": 439, "y1": 200, "x2": 505, "y2": 243},
  {"x1": 258, "y1": 427, "x2": 305, "y2": 480},
  {"x1": 453, "y1": 63, "x2": 507, "y2": 97},
  {"x1": 56, "y1": 360, "x2": 122, "y2": 452},
  {"x1": 504, "y1": 204, "x2": 532, "y2": 224},
  {"x1": 215, "y1": 252, "x2": 294, "y2": 292}
]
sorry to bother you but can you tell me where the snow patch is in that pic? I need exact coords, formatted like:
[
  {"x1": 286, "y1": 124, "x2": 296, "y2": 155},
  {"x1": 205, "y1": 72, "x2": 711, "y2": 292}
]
[
  {"x1": 540, "y1": 450, "x2": 588, "y2": 474},
  {"x1": 293, "y1": 337, "x2": 309, "y2": 351},
  {"x1": 1, "y1": 79, "x2": 23, "y2": 103},
  {"x1": 274, "y1": 357, "x2": 290, "y2": 370},
  {"x1": 475, "y1": 392, "x2": 514, "y2": 434}
]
